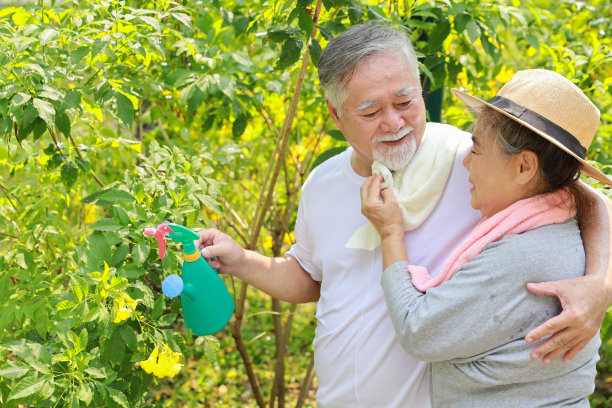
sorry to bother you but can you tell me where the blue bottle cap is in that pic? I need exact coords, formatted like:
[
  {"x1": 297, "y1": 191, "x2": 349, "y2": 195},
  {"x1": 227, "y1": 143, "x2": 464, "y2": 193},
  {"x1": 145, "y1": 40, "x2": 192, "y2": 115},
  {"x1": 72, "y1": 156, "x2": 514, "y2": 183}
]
[{"x1": 162, "y1": 274, "x2": 184, "y2": 298}]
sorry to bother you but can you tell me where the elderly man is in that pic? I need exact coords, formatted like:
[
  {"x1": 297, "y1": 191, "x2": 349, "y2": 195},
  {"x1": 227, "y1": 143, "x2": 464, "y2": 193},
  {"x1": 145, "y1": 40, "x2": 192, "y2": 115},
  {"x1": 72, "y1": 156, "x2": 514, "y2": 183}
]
[{"x1": 196, "y1": 22, "x2": 612, "y2": 407}]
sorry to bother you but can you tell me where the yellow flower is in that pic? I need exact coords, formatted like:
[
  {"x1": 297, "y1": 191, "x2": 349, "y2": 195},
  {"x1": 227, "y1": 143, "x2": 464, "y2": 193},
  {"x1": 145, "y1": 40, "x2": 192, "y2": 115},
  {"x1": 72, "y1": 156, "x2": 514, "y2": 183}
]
[
  {"x1": 139, "y1": 345, "x2": 183, "y2": 378},
  {"x1": 112, "y1": 293, "x2": 136, "y2": 323}
]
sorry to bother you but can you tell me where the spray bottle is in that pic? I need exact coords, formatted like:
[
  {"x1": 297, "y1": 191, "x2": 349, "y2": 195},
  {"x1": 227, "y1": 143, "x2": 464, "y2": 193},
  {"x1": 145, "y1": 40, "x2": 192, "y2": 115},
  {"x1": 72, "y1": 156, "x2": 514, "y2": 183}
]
[{"x1": 144, "y1": 222, "x2": 235, "y2": 336}]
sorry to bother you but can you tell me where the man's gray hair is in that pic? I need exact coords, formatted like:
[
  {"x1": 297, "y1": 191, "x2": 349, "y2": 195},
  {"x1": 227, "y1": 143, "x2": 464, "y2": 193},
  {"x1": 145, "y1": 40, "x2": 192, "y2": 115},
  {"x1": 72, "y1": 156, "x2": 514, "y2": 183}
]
[{"x1": 318, "y1": 21, "x2": 420, "y2": 116}]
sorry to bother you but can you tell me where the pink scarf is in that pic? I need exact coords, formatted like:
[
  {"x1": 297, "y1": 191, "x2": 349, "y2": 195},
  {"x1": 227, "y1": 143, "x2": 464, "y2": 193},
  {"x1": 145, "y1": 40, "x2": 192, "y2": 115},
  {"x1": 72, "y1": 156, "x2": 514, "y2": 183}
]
[{"x1": 408, "y1": 189, "x2": 576, "y2": 292}]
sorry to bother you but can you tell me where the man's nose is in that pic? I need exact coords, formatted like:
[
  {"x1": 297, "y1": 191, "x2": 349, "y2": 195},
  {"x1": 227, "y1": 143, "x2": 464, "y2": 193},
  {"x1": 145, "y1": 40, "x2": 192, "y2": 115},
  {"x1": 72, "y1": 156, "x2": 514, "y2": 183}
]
[{"x1": 380, "y1": 109, "x2": 405, "y2": 133}]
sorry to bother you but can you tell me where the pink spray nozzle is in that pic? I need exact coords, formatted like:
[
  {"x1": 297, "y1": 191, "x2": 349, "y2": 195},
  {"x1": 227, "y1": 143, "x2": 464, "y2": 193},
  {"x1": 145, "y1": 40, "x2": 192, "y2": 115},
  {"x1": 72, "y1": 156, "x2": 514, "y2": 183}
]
[{"x1": 144, "y1": 222, "x2": 175, "y2": 259}]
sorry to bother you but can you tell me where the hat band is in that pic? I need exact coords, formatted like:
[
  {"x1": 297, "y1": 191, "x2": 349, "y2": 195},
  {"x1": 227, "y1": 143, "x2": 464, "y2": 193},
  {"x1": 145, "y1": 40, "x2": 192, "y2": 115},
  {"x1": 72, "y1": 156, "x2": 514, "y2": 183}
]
[{"x1": 490, "y1": 96, "x2": 587, "y2": 159}]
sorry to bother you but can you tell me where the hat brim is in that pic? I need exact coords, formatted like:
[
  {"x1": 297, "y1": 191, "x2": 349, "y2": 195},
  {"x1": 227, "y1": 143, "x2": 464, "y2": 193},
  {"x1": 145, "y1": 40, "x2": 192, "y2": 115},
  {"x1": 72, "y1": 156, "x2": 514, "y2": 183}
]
[{"x1": 451, "y1": 88, "x2": 612, "y2": 187}]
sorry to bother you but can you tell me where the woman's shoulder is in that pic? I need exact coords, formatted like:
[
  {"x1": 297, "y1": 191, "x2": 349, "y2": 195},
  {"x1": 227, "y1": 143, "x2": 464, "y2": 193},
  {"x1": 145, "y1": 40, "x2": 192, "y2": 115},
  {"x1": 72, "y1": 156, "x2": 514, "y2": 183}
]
[{"x1": 473, "y1": 218, "x2": 584, "y2": 280}]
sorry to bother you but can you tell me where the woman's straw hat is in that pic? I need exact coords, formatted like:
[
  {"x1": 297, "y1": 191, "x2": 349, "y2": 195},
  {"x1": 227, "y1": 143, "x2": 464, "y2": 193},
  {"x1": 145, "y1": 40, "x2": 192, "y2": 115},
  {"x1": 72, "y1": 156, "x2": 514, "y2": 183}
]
[{"x1": 451, "y1": 69, "x2": 612, "y2": 186}]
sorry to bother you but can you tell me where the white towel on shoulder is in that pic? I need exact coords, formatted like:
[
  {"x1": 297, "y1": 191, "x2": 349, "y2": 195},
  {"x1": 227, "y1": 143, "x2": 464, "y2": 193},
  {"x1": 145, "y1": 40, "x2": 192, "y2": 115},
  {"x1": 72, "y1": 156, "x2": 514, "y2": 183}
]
[{"x1": 346, "y1": 127, "x2": 463, "y2": 250}]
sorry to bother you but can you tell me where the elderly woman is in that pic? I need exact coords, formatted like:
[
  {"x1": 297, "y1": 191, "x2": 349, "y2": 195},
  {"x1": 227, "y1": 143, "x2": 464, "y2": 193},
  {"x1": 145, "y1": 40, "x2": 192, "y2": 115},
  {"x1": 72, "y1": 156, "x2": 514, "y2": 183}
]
[{"x1": 361, "y1": 69, "x2": 611, "y2": 407}]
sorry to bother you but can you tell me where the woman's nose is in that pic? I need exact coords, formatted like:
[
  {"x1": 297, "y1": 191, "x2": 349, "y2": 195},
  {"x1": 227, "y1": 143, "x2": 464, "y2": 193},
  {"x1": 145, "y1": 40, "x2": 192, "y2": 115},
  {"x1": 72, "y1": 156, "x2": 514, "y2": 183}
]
[{"x1": 463, "y1": 150, "x2": 472, "y2": 170}]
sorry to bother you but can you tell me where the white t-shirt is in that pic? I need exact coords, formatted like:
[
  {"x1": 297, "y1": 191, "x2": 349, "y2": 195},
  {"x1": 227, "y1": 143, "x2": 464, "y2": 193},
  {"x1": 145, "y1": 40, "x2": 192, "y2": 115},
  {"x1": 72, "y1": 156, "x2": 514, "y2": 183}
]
[{"x1": 287, "y1": 123, "x2": 481, "y2": 408}]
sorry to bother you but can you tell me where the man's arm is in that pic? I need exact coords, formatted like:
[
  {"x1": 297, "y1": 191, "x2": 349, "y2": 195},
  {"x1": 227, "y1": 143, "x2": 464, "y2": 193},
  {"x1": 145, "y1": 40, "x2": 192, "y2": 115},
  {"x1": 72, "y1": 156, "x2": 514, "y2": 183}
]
[
  {"x1": 195, "y1": 228, "x2": 320, "y2": 303},
  {"x1": 526, "y1": 183, "x2": 612, "y2": 363}
]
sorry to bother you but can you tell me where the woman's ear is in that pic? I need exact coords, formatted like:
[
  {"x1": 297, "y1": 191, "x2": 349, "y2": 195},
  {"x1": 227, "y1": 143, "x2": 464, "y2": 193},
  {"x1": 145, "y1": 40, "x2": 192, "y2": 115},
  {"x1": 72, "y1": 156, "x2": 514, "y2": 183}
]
[{"x1": 515, "y1": 150, "x2": 540, "y2": 186}]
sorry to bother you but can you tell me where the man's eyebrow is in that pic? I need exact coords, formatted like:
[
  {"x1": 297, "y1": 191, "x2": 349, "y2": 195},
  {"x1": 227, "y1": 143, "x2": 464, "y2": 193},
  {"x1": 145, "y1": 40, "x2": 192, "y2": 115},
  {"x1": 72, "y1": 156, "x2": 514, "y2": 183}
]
[
  {"x1": 354, "y1": 87, "x2": 417, "y2": 112},
  {"x1": 355, "y1": 100, "x2": 378, "y2": 112},
  {"x1": 396, "y1": 86, "x2": 416, "y2": 97},
  {"x1": 471, "y1": 135, "x2": 480, "y2": 146}
]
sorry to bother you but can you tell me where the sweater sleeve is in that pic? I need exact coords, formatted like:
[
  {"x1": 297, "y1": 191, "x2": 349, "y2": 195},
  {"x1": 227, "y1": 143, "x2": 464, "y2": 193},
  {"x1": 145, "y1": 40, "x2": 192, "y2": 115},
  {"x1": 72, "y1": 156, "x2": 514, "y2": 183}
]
[{"x1": 381, "y1": 220, "x2": 586, "y2": 363}]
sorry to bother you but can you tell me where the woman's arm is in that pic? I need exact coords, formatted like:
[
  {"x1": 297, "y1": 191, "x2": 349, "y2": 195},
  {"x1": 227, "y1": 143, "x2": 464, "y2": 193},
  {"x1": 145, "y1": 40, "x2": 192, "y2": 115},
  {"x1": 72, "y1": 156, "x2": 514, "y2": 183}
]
[
  {"x1": 381, "y1": 222, "x2": 588, "y2": 362},
  {"x1": 525, "y1": 183, "x2": 612, "y2": 363}
]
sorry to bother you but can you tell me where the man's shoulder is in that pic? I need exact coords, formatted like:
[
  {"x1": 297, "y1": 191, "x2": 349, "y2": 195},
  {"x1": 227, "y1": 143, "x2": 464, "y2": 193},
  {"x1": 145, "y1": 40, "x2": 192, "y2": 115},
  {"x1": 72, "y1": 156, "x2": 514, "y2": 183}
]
[
  {"x1": 301, "y1": 146, "x2": 352, "y2": 192},
  {"x1": 306, "y1": 146, "x2": 350, "y2": 178},
  {"x1": 425, "y1": 122, "x2": 471, "y2": 146}
]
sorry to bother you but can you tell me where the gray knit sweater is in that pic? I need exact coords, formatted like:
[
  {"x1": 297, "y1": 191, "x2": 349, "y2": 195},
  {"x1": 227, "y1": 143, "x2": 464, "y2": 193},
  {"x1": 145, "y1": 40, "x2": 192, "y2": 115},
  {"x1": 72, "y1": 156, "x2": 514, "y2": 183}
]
[{"x1": 381, "y1": 218, "x2": 600, "y2": 408}]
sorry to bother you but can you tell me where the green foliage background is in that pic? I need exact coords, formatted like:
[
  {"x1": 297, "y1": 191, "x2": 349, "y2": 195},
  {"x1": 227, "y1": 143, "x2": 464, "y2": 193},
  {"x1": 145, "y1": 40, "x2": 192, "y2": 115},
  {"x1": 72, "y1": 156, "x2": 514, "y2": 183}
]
[{"x1": 0, "y1": 0, "x2": 610, "y2": 407}]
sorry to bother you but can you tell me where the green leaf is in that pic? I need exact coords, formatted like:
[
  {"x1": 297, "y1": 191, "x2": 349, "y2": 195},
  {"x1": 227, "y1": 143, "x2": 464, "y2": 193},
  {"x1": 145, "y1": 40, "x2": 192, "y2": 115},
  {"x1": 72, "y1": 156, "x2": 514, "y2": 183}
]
[
  {"x1": 119, "y1": 325, "x2": 138, "y2": 351},
  {"x1": 33, "y1": 98, "x2": 55, "y2": 127},
  {"x1": 152, "y1": 294, "x2": 165, "y2": 320},
  {"x1": 426, "y1": 19, "x2": 451, "y2": 53},
  {"x1": 276, "y1": 37, "x2": 303, "y2": 70},
  {"x1": 11, "y1": 92, "x2": 30, "y2": 108},
  {"x1": 90, "y1": 218, "x2": 122, "y2": 232},
  {"x1": 297, "y1": 0, "x2": 315, "y2": 8},
  {"x1": 55, "y1": 111, "x2": 71, "y2": 138},
  {"x1": 107, "y1": 388, "x2": 129, "y2": 408},
  {"x1": 298, "y1": 10, "x2": 314, "y2": 35},
  {"x1": 328, "y1": 129, "x2": 345, "y2": 141},
  {"x1": 91, "y1": 37, "x2": 109, "y2": 58},
  {"x1": 0, "y1": 307, "x2": 14, "y2": 332},
  {"x1": 525, "y1": 33, "x2": 539, "y2": 50},
  {"x1": 139, "y1": 15, "x2": 161, "y2": 31},
  {"x1": 308, "y1": 37, "x2": 322, "y2": 67},
  {"x1": 64, "y1": 89, "x2": 82, "y2": 110},
  {"x1": 454, "y1": 13, "x2": 471, "y2": 33},
  {"x1": 7, "y1": 375, "x2": 45, "y2": 401},
  {"x1": 133, "y1": 241, "x2": 150, "y2": 266},
  {"x1": 75, "y1": 157, "x2": 90, "y2": 172},
  {"x1": 187, "y1": 86, "x2": 205, "y2": 113},
  {"x1": 480, "y1": 32, "x2": 496, "y2": 58},
  {"x1": 231, "y1": 51, "x2": 253, "y2": 68},
  {"x1": 39, "y1": 28, "x2": 60, "y2": 46},
  {"x1": 103, "y1": 330, "x2": 125, "y2": 365},
  {"x1": 70, "y1": 46, "x2": 90, "y2": 64},
  {"x1": 218, "y1": 76, "x2": 236, "y2": 98},
  {"x1": 115, "y1": 93, "x2": 134, "y2": 128},
  {"x1": 98, "y1": 189, "x2": 136, "y2": 203},
  {"x1": 85, "y1": 366, "x2": 108, "y2": 379},
  {"x1": 204, "y1": 339, "x2": 219, "y2": 364},
  {"x1": 36, "y1": 311, "x2": 49, "y2": 339},
  {"x1": 39, "y1": 375, "x2": 55, "y2": 399},
  {"x1": 158, "y1": 313, "x2": 178, "y2": 327},
  {"x1": 22, "y1": 103, "x2": 38, "y2": 128},
  {"x1": 348, "y1": 1, "x2": 364, "y2": 24},
  {"x1": 232, "y1": 113, "x2": 248, "y2": 139},
  {"x1": 0, "y1": 365, "x2": 29, "y2": 379},
  {"x1": 61, "y1": 160, "x2": 79, "y2": 189},
  {"x1": 466, "y1": 20, "x2": 481, "y2": 43},
  {"x1": 46, "y1": 153, "x2": 65, "y2": 170},
  {"x1": 267, "y1": 28, "x2": 300, "y2": 42},
  {"x1": 77, "y1": 382, "x2": 93, "y2": 405},
  {"x1": 110, "y1": 243, "x2": 130, "y2": 266},
  {"x1": 172, "y1": 12, "x2": 192, "y2": 28},
  {"x1": 57, "y1": 300, "x2": 77, "y2": 310},
  {"x1": 86, "y1": 233, "x2": 112, "y2": 265},
  {"x1": 119, "y1": 264, "x2": 146, "y2": 279},
  {"x1": 32, "y1": 117, "x2": 47, "y2": 140}
]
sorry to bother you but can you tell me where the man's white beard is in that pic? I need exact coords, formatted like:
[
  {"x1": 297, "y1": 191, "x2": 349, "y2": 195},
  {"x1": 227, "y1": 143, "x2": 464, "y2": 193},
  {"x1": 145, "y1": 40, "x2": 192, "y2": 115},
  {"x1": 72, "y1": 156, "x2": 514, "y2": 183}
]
[{"x1": 372, "y1": 127, "x2": 417, "y2": 171}]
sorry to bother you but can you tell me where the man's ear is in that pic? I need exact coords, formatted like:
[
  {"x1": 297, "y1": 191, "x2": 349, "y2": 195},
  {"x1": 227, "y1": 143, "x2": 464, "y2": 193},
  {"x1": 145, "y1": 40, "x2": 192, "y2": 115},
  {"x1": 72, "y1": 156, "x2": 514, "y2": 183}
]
[
  {"x1": 326, "y1": 99, "x2": 342, "y2": 128},
  {"x1": 515, "y1": 150, "x2": 540, "y2": 186}
]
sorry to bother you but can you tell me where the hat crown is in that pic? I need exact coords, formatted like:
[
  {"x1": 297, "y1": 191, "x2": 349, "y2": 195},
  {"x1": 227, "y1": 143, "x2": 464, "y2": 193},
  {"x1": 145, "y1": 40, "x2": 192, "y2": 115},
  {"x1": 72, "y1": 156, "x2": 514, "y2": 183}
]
[{"x1": 496, "y1": 69, "x2": 600, "y2": 148}]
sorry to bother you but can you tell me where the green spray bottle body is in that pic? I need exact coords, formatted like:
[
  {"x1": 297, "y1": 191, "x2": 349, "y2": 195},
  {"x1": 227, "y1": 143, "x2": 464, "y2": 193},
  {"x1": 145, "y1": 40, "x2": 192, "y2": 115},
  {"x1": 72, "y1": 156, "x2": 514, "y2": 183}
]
[{"x1": 145, "y1": 222, "x2": 235, "y2": 336}]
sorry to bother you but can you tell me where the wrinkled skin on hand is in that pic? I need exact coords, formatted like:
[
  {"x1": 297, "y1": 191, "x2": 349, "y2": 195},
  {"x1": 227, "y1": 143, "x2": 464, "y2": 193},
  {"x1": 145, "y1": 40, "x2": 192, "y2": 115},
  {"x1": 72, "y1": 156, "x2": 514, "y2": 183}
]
[
  {"x1": 526, "y1": 273, "x2": 611, "y2": 363},
  {"x1": 194, "y1": 228, "x2": 246, "y2": 275}
]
